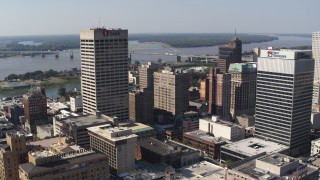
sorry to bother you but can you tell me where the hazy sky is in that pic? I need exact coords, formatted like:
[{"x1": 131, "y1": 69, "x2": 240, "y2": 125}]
[{"x1": 1, "y1": 0, "x2": 319, "y2": 36}]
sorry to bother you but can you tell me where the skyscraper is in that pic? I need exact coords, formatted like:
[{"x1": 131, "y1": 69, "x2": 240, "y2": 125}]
[
  {"x1": 228, "y1": 63, "x2": 257, "y2": 119},
  {"x1": 129, "y1": 89, "x2": 154, "y2": 124},
  {"x1": 139, "y1": 61, "x2": 158, "y2": 90},
  {"x1": 217, "y1": 36, "x2": 242, "y2": 73},
  {"x1": 22, "y1": 87, "x2": 48, "y2": 134},
  {"x1": 312, "y1": 32, "x2": 320, "y2": 109},
  {"x1": 154, "y1": 70, "x2": 189, "y2": 116},
  {"x1": 255, "y1": 49, "x2": 314, "y2": 156},
  {"x1": 80, "y1": 28, "x2": 129, "y2": 121},
  {"x1": 313, "y1": 32, "x2": 320, "y2": 83},
  {"x1": 215, "y1": 73, "x2": 231, "y2": 120}
]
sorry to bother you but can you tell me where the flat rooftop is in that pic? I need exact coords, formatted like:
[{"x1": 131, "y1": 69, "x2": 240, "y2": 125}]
[
  {"x1": 28, "y1": 137, "x2": 60, "y2": 148},
  {"x1": 184, "y1": 130, "x2": 228, "y2": 144},
  {"x1": 55, "y1": 115, "x2": 111, "y2": 127},
  {"x1": 87, "y1": 125, "x2": 137, "y2": 142},
  {"x1": 20, "y1": 152, "x2": 107, "y2": 175},
  {"x1": 221, "y1": 137, "x2": 288, "y2": 157},
  {"x1": 231, "y1": 154, "x2": 318, "y2": 179},
  {"x1": 258, "y1": 153, "x2": 298, "y2": 167},
  {"x1": 178, "y1": 161, "x2": 225, "y2": 180},
  {"x1": 200, "y1": 118, "x2": 243, "y2": 128},
  {"x1": 138, "y1": 138, "x2": 198, "y2": 156},
  {"x1": 118, "y1": 122, "x2": 154, "y2": 134}
]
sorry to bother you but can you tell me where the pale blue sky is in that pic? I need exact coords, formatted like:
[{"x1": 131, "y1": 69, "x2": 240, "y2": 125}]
[{"x1": 1, "y1": 0, "x2": 319, "y2": 35}]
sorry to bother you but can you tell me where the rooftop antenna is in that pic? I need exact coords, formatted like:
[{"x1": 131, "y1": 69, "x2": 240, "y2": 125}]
[
  {"x1": 99, "y1": 18, "x2": 101, "y2": 28},
  {"x1": 235, "y1": 27, "x2": 237, "y2": 38}
]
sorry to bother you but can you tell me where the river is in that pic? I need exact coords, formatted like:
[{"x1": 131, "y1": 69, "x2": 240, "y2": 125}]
[{"x1": 0, "y1": 35, "x2": 311, "y2": 98}]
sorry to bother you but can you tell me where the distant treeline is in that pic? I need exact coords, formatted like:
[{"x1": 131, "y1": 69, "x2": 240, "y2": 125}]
[
  {"x1": 5, "y1": 69, "x2": 59, "y2": 81},
  {"x1": 1, "y1": 35, "x2": 79, "y2": 51},
  {"x1": 129, "y1": 33, "x2": 279, "y2": 47},
  {"x1": 0, "y1": 33, "x2": 279, "y2": 50}
]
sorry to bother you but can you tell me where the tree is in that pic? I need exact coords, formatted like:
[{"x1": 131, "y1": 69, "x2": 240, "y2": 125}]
[
  {"x1": 57, "y1": 87, "x2": 66, "y2": 98},
  {"x1": 134, "y1": 60, "x2": 140, "y2": 65}
]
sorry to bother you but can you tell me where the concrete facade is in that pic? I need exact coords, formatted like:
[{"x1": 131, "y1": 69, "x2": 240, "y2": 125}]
[
  {"x1": 199, "y1": 116, "x2": 245, "y2": 141},
  {"x1": 80, "y1": 28, "x2": 129, "y2": 121},
  {"x1": 256, "y1": 49, "x2": 314, "y2": 156},
  {"x1": 87, "y1": 125, "x2": 137, "y2": 178},
  {"x1": 154, "y1": 71, "x2": 189, "y2": 116}
]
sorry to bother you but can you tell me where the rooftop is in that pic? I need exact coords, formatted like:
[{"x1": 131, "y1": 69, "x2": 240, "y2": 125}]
[
  {"x1": 55, "y1": 114, "x2": 111, "y2": 127},
  {"x1": 184, "y1": 130, "x2": 228, "y2": 144},
  {"x1": 87, "y1": 125, "x2": 137, "y2": 142},
  {"x1": 178, "y1": 161, "x2": 225, "y2": 180},
  {"x1": 200, "y1": 117, "x2": 243, "y2": 128},
  {"x1": 138, "y1": 138, "x2": 198, "y2": 156},
  {"x1": 20, "y1": 152, "x2": 107, "y2": 175},
  {"x1": 28, "y1": 137, "x2": 60, "y2": 148},
  {"x1": 228, "y1": 63, "x2": 257, "y2": 73},
  {"x1": 231, "y1": 153, "x2": 318, "y2": 179},
  {"x1": 118, "y1": 122, "x2": 154, "y2": 134},
  {"x1": 221, "y1": 137, "x2": 288, "y2": 157}
]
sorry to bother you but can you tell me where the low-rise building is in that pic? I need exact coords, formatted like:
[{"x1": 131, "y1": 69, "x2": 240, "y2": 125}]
[
  {"x1": 53, "y1": 114, "x2": 113, "y2": 148},
  {"x1": 36, "y1": 124, "x2": 54, "y2": 140},
  {"x1": 70, "y1": 95, "x2": 82, "y2": 112},
  {"x1": 87, "y1": 125, "x2": 137, "y2": 178},
  {"x1": 178, "y1": 161, "x2": 225, "y2": 180},
  {"x1": 183, "y1": 130, "x2": 227, "y2": 159},
  {"x1": 19, "y1": 149, "x2": 109, "y2": 180},
  {"x1": 220, "y1": 137, "x2": 289, "y2": 162},
  {"x1": 199, "y1": 116, "x2": 245, "y2": 141},
  {"x1": 226, "y1": 153, "x2": 318, "y2": 180},
  {"x1": 235, "y1": 114, "x2": 255, "y2": 128},
  {"x1": 137, "y1": 138, "x2": 200, "y2": 168},
  {"x1": 118, "y1": 121, "x2": 155, "y2": 140},
  {"x1": 311, "y1": 138, "x2": 320, "y2": 156}
]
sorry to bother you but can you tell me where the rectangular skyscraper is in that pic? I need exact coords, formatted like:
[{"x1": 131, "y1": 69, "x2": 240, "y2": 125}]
[
  {"x1": 255, "y1": 49, "x2": 314, "y2": 156},
  {"x1": 313, "y1": 32, "x2": 320, "y2": 83},
  {"x1": 154, "y1": 70, "x2": 189, "y2": 116},
  {"x1": 80, "y1": 28, "x2": 129, "y2": 121},
  {"x1": 312, "y1": 32, "x2": 320, "y2": 109}
]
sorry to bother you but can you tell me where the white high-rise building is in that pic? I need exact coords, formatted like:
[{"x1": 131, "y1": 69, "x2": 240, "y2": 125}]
[
  {"x1": 80, "y1": 28, "x2": 129, "y2": 120},
  {"x1": 313, "y1": 32, "x2": 320, "y2": 82},
  {"x1": 255, "y1": 49, "x2": 314, "y2": 156},
  {"x1": 312, "y1": 32, "x2": 320, "y2": 108}
]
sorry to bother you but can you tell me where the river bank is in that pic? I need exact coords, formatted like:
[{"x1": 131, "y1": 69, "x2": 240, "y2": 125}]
[{"x1": 0, "y1": 76, "x2": 80, "y2": 95}]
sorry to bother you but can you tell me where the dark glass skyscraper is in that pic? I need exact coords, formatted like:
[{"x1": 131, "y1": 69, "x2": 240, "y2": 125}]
[{"x1": 217, "y1": 37, "x2": 242, "y2": 73}]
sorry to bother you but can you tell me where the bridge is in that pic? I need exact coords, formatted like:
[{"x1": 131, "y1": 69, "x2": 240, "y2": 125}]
[{"x1": 129, "y1": 42, "x2": 218, "y2": 62}]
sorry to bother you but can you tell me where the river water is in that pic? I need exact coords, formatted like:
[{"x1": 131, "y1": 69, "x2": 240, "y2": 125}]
[{"x1": 0, "y1": 35, "x2": 311, "y2": 98}]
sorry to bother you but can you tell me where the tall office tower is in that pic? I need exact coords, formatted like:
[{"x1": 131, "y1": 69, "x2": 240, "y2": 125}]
[
  {"x1": 313, "y1": 32, "x2": 320, "y2": 82},
  {"x1": 312, "y1": 32, "x2": 320, "y2": 109},
  {"x1": 129, "y1": 89, "x2": 154, "y2": 124},
  {"x1": 228, "y1": 63, "x2": 257, "y2": 119},
  {"x1": 208, "y1": 67, "x2": 219, "y2": 114},
  {"x1": 252, "y1": 47, "x2": 260, "y2": 62},
  {"x1": 255, "y1": 49, "x2": 314, "y2": 156},
  {"x1": 0, "y1": 132, "x2": 27, "y2": 180},
  {"x1": 154, "y1": 71, "x2": 189, "y2": 116},
  {"x1": 139, "y1": 61, "x2": 159, "y2": 90},
  {"x1": 215, "y1": 73, "x2": 231, "y2": 120},
  {"x1": 22, "y1": 87, "x2": 48, "y2": 134},
  {"x1": 200, "y1": 78, "x2": 209, "y2": 101},
  {"x1": 217, "y1": 36, "x2": 242, "y2": 73},
  {"x1": 80, "y1": 28, "x2": 129, "y2": 121},
  {"x1": 88, "y1": 125, "x2": 137, "y2": 178}
]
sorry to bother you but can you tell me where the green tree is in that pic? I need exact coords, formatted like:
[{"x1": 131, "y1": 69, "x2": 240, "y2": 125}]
[{"x1": 57, "y1": 87, "x2": 66, "y2": 98}]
